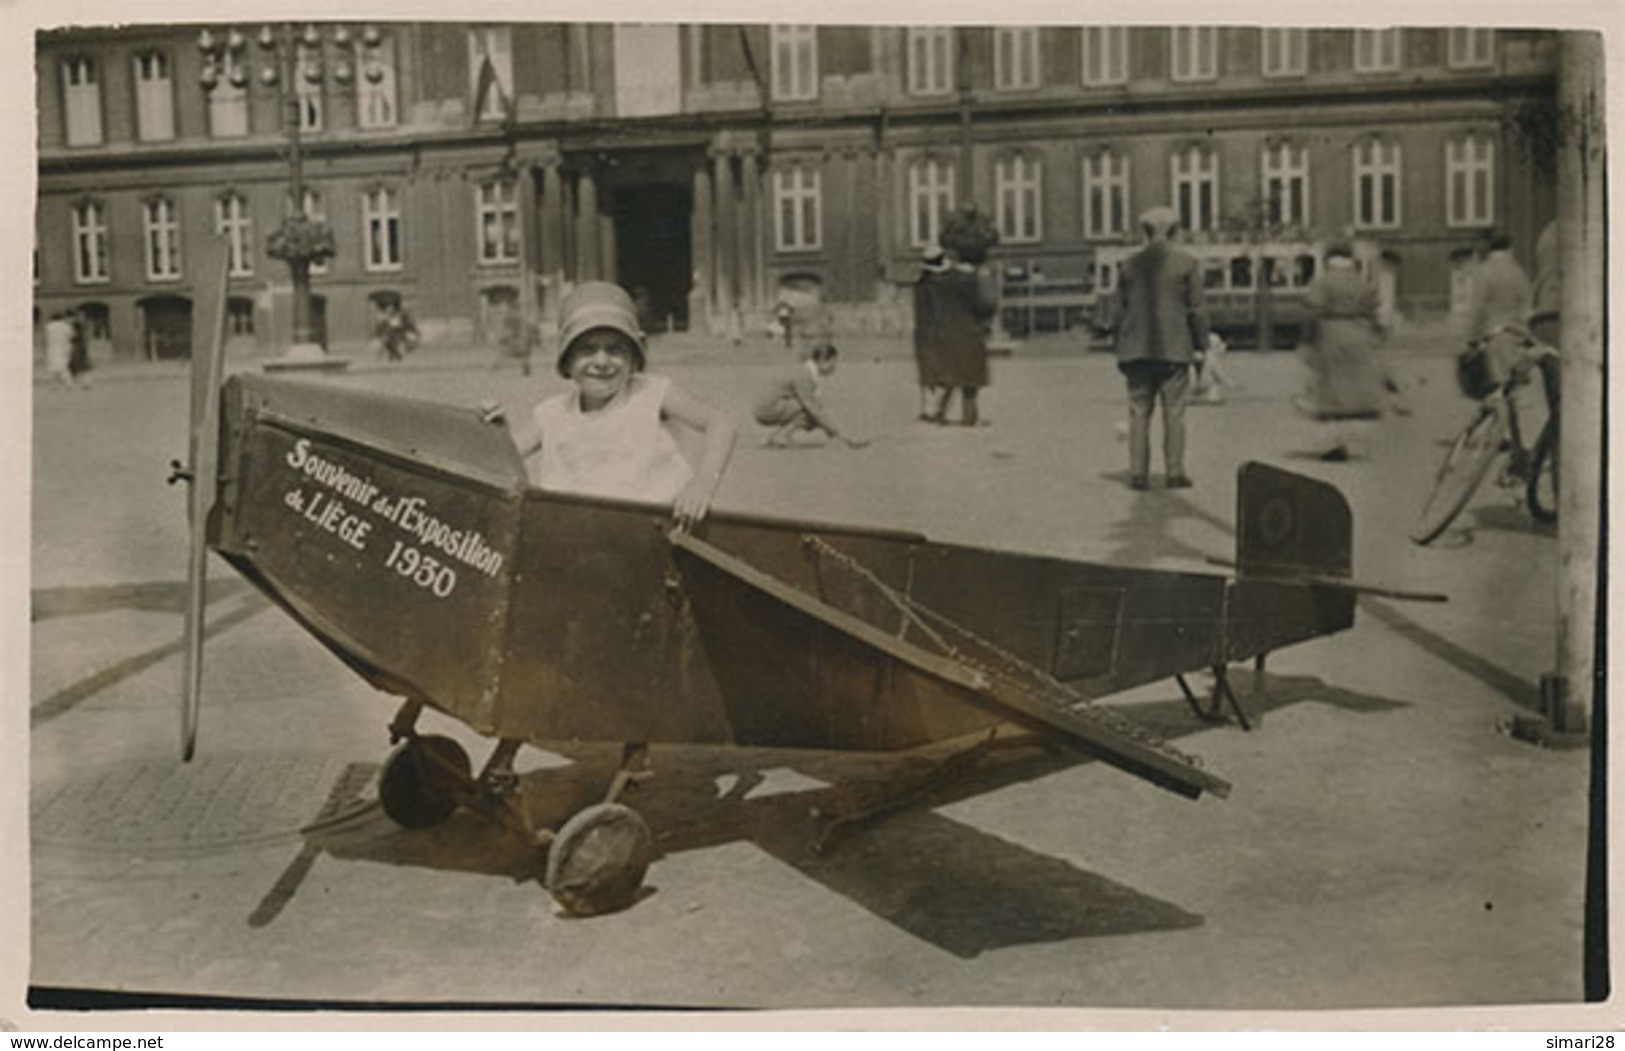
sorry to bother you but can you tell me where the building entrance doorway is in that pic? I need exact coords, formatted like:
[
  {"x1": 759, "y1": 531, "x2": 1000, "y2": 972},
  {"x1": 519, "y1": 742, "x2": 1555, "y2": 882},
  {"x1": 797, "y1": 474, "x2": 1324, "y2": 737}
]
[
  {"x1": 138, "y1": 295, "x2": 192, "y2": 360},
  {"x1": 613, "y1": 183, "x2": 691, "y2": 332}
]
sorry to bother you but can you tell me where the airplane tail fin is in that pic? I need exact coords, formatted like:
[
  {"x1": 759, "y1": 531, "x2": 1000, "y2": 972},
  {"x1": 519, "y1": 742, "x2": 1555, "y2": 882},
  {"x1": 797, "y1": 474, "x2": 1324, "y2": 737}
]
[{"x1": 1234, "y1": 461, "x2": 1352, "y2": 583}]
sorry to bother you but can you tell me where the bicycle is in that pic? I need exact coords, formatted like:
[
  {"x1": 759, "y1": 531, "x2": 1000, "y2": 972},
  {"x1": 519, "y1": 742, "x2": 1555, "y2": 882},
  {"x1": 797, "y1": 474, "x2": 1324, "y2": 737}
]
[{"x1": 1410, "y1": 323, "x2": 1559, "y2": 545}]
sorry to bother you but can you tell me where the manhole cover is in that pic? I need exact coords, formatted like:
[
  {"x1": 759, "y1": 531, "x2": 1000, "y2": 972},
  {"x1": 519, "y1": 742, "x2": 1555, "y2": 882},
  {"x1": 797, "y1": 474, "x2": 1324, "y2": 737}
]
[{"x1": 31, "y1": 753, "x2": 376, "y2": 856}]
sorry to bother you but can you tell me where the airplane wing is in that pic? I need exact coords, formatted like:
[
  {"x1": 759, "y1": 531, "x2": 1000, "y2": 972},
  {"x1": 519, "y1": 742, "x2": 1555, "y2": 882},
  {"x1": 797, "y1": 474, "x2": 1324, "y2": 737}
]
[{"x1": 669, "y1": 531, "x2": 1231, "y2": 801}]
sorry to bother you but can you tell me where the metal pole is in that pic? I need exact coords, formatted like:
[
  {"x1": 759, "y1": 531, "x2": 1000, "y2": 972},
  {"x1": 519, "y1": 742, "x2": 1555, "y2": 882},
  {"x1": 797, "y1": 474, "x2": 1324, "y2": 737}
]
[
  {"x1": 1551, "y1": 31, "x2": 1605, "y2": 735},
  {"x1": 281, "y1": 23, "x2": 315, "y2": 350}
]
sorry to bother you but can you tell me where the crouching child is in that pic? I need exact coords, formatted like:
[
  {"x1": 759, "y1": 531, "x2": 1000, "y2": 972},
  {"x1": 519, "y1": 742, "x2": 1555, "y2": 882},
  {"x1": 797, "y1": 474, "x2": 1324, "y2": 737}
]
[{"x1": 753, "y1": 343, "x2": 869, "y2": 449}]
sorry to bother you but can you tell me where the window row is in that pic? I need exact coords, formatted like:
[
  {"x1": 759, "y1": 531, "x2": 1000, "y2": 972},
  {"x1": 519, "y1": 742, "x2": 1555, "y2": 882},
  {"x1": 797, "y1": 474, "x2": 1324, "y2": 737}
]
[
  {"x1": 58, "y1": 42, "x2": 398, "y2": 148},
  {"x1": 886, "y1": 134, "x2": 1498, "y2": 252},
  {"x1": 59, "y1": 182, "x2": 508, "y2": 285},
  {"x1": 58, "y1": 27, "x2": 1502, "y2": 146},
  {"x1": 54, "y1": 134, "x2": 1498, "y2": 286},
  {"x1": 838, "y1": 26, "x2": 1497, "y2": 101}
]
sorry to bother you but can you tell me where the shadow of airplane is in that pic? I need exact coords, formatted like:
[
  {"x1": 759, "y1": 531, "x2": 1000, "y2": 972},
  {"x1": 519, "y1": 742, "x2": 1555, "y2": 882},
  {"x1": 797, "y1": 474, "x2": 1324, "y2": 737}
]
[
  {"x1": 248, "y1": 666, "x2": 1407, "y2": 962},
  {"x1": 31, "y1": 580, "x2": 269, "y2": 729},
  {"x1": 32, "y1": 578, "x2": 254, "y2": 621}
]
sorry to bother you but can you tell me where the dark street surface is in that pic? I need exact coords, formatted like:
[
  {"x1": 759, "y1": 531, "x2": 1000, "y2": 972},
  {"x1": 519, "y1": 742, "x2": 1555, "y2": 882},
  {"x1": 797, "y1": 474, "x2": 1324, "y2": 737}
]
[{"x1": 20, "y1": 329, "x2": 1599, "y2": 1020}]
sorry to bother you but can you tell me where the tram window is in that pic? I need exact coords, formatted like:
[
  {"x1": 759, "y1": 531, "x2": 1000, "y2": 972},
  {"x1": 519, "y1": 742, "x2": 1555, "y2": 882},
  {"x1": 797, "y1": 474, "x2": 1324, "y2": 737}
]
[
  {"x1": 1227, "y1": 256, "x2": 1252, "y2": 289},
  {"x1": 1295, "y1": 254, "x2": 1317, "y2": 286}
]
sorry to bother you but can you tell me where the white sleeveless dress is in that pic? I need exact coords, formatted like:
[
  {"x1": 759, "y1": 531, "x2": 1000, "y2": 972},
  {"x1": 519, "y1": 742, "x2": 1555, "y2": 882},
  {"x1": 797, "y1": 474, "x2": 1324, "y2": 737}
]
[{"x1": 528, "y1": 374, "x2": 693, "y2": 504}]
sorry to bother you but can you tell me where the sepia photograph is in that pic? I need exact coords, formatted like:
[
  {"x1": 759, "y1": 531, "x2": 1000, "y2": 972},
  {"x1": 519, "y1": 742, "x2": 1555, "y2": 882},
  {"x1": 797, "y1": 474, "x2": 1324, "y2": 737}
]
[{"x1": 12, "y1": 2, "x2": 1615, "y2": 1030}]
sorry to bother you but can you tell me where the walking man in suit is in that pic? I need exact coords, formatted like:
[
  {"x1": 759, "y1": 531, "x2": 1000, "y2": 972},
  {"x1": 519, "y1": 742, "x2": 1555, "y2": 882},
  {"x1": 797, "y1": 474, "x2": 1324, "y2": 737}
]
[{"x1": 1112, "y1": 206, "x2": 1210, "y2": 491}]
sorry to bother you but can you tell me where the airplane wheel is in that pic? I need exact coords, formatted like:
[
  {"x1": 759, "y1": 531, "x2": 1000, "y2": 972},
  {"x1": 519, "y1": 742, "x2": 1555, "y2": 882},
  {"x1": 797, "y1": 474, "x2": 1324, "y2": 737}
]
[
  {"x1": 545, "y1": 802, "x2": 653, "y2": 917},
  {"x1": 378, "y1": 735, "x2": 470, "y2": 829}
]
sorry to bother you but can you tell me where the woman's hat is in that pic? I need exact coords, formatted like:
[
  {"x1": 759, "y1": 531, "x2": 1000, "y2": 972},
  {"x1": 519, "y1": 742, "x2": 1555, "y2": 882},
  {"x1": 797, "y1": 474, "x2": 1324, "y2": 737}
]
[
  {"x1": 556, "y1": 282, "x2": 647, "y2": 378},
  {"x1": 1139, "y1": 205, "x2": 1180, "y2": 235},
  {"x1": 921, "y1": 243, "x2": 950, "y2": 272}
]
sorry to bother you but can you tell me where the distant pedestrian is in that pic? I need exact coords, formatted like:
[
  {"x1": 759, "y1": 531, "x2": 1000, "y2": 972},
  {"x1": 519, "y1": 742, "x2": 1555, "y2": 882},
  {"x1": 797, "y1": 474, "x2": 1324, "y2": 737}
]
[
  {"x1": 771, "y1": 300, "x2": 795, "y2": 348},
  {"x1": 376, "y1": 302, "x2": 408, "y2": 362},
  {"x1": 43, "y1": 312, "x2": 77, "y2": 389},
  {"x1": 914, "y1": 247, "x2": 997, "y2": 426},
  {"x1": 67, "y1": 310, "x2": 93, "y2": 386},
  {"x1": 492, "y1": 299, "x2": 535, "y2": 375},
  {"x1": 912, "y1": 244, "x2": 952, "y2": 420},
  {"x1": 1111, "y1": 206, "x2": 1208, "y2": 490},
  {"x1": 1295, "y1": 241, "x2": 1385, "y2": 461},
  {"x1": 753, "y1": 343, "x2": 869, "y2": 449},
  {"x1": 1463, "y1": 232, "x2": 1533, "y2": 386},
  {"x1": 1528, "y1": 219, "x2": 1561, "y2": 411}
]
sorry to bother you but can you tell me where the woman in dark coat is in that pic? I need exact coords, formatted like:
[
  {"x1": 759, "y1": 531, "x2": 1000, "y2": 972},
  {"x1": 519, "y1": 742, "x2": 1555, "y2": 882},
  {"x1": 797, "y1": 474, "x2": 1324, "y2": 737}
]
[
  {"x1": 912, "y1": 245, "x2": 952, "y2": 420},
  {"x1": 1297, "y1": 242, "x2": 1385, "y2": 460},
  {"x1": 914, "y1": 249, "x2": 997, "y2": 426}
]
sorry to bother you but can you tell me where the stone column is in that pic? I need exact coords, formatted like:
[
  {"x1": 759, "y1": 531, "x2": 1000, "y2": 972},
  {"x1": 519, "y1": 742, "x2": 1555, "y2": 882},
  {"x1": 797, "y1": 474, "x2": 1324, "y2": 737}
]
[
  {"x1": 874, "y1": 144, "x2": 893, "y2": 296},
  {"x1": 599, "y1": 190, "x2": 618, "y2": 286},
  {"x1": 740, "y1": 146, "x2": 762, "y2": 314},
  {"x1": 576, "y1": 166, "x2": 600, "y2": 280},
  {"x1": 538, "y1": 159, "x2": 566, "y2": 329},
  {"x1": 690, "y1": 163, "x2": 713, "y2": 332},
  {"x1": 518, "y1": 158, "x2": 542, "y2": 328},
  {"x1": 711, "y1": 149, "x2": 735, "y2": 332}
]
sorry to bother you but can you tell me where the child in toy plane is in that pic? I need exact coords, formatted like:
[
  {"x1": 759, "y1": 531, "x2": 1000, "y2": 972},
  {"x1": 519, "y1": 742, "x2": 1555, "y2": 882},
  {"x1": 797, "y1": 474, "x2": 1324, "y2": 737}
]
[{"x1": 489, "y1": 282, "x2": 738, "y2": 530}]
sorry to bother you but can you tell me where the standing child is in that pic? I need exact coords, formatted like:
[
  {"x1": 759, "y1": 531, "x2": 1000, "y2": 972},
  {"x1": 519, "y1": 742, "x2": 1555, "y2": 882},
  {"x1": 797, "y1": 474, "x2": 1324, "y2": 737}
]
[
  {"x1": 500, "y1": 282, "x2": 737, "y2": 528},
  {"x1": 753, "y1": 343, "x2": 869, "y2": 449},
  {"x1": 1191, "y1": 331, "x2": 1230, "y2": 405}
]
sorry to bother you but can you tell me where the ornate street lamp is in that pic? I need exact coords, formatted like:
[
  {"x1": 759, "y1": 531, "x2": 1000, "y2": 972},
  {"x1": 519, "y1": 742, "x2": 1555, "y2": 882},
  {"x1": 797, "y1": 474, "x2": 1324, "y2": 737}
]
[{"x1": 198, "y1": 23, "x2": 383, "y2": 357}]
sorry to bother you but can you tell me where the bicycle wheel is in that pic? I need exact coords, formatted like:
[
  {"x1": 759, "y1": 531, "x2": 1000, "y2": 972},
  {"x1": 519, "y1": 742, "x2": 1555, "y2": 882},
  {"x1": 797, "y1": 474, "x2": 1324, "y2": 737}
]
[
  {"x1": 1526, "y1": 419, "x2": 1559, "y2": 523},
  {"x1": 1410, "y1": 405, "x2": 1506, "y2": 545}
]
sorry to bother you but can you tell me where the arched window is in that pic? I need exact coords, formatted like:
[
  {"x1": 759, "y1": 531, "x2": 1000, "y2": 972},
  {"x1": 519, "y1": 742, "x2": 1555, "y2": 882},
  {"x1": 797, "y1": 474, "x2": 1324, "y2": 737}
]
[
  {"x1": 477, "y1": 179, "x2": 521, "y2": 264},
  {"x1": 995, "y1": 153, "x2": 1043, "y2": 243},
  {"x1": 1261, "y1": 142, "x2": 1310, "y2": 231},
  {"x1": 62, "y1": 55, "x2": 103, "y2": 146},
  {"x1": 1081, "y1": 27, "x2": 1127, "y2": 87},
  {"x1": 215, "y1": 192, "x2": 254, "y2": 277},
  {"x1": 1351, "y1": 138, "x2": 1402, "y2": 229},
  {"x1": 771, "y1": 26, "x2": 817, "y2": 101},
  {"x1": 906, "y1": 28, "x2": 953, "y2": 97},
  {"x1": 143, "y1": 196, "x2": 182, "y2": 281},
  {"x1": 907, "y1": 156, "x2": 956, "y2": 248},
  {"x1": 1445, "y1": 132, "x2": 1495, "y2": 228},
  {"x1": 1081, "y1": 149, "x2": 1130, "y2": 239},
  {"x1": 994, "y1": 27, "x2": 1040, "y2": 90},
  {"x1": 134, "y1": 49, "x2": 176, "y2": 141},
  {"x1": 1170, "y1": 145, "x2": 1219, "y2": 233},
  {"x1": 773, "y1": 163, "x2": 822, "y2": 252},
  {"x1": 362, "y1": 186, "x2": 403, "y2": 271},
  {"x1": 71, "y1": 199, "x2": 110, "y2": 284}
]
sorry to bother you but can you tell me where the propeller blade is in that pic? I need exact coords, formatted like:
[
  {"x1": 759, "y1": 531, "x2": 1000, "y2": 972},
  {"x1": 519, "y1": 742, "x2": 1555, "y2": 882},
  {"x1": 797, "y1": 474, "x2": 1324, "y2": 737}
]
[{"x1": 180, "y1": 236, "x2": 233, "y2": 762}]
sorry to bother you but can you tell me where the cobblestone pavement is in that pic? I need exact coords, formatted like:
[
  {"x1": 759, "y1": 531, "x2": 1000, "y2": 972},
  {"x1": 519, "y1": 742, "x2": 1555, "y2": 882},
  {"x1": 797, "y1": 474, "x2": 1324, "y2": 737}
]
[{"x1": 20, "y1": 331, "x2": 1599, "y2": 1021}]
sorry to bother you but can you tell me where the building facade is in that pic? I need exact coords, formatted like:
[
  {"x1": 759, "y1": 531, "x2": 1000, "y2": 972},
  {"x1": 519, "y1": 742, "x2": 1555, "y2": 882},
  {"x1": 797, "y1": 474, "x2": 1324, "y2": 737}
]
[{"x1": 35, "y1": 23, "x2": 1561, "y2": 361}]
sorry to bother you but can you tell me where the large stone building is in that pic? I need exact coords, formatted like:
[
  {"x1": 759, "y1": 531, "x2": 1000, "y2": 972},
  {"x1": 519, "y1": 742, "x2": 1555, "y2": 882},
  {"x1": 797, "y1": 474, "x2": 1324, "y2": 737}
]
[{"x1": 34, "y1": 22, "x2": 1560, "y2": 361}]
